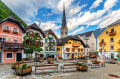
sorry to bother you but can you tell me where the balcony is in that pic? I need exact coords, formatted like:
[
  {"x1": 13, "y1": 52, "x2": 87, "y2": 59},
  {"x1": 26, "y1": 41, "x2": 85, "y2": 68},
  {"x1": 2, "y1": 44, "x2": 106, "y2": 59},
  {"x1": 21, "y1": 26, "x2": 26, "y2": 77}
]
[
  {"x1": 117, "y1": 48, "x2": 120, "y2": 51},
  {"x1": 3, "y1": 29, "x2": 10, "y2": 33},
  {"x1": 99, "y1": 42, "x2": 106, "y2": 46},
  {"x1": 72, "y1": 43, "x2": 80, "y2": 47},
  {"x1": 0, "y1": 42, "x2": 24, "y2": 49},
  {"x1": 109, "y1": 31, "x2": 116, "y2": 36},
  {"x1": 118, "y1": 40, "x2": 120, "y2": 44},
  {"x1": 48, "y1": 42, "x2": 55, "y2": 47}
]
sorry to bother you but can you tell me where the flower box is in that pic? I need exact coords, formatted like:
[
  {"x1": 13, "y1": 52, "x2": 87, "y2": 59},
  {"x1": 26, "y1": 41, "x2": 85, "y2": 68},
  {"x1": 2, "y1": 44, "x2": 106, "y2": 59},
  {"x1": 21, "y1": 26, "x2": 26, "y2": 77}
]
[
  {"x1": 16, "y1": 66, "x2": 32, "y2": 75},
  {"x1": 92, "y1": 60, "x2": 100, "y2": 64},
  {"x1": 11, "y1": 62, "x2": 22, "y2": 69},
  {"x1": 13, "y1": 31, "x2": 18, "y2": 34},
  {"x1": 3, "y1": 29, "x2": 10, "y2": 33}
]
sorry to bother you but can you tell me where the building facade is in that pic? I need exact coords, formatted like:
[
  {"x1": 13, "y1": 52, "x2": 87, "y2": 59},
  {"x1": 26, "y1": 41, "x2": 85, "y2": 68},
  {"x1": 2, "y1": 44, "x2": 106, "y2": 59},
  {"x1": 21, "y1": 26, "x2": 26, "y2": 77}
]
[
  {"x1": 57, "y1": 36, "x2": 86, "y2": 59},
  {"x1": 25, "y1": 23, "x2": 46, "y2": 57},
  {"x1": 43, "y1": 29, "x2": 59, "y2": 58},
  {"x1": 60, "y1": 3, "x2": 68, "y2": 38},
  {"x1": 76, "y1": 31, "x2": 96, "y2": 56},
  {"x1": 0, "y1": 16, "x2": 26, "y2": 63},
  {"x1": 97, "y1": 19, "x2": 120, "y2": 59}
]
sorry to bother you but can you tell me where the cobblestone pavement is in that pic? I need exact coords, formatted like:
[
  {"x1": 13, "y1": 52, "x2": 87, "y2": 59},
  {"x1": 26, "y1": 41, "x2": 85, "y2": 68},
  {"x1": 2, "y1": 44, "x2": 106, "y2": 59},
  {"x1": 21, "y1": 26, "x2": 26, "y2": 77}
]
[{"x1": 0, "y1": 63, "x2": 120, "y2": 79}]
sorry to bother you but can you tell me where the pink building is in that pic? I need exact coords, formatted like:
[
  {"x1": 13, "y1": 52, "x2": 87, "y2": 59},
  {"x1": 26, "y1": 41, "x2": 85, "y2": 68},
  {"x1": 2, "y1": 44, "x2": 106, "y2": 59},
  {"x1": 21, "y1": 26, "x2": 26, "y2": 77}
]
[{"x1": 0, "y1": 16, "x2": 26, "y2": 63}]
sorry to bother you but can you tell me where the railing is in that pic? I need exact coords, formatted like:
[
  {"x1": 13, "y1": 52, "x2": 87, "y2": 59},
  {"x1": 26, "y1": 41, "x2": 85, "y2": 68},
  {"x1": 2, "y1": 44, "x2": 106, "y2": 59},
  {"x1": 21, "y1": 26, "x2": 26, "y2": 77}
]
[
  {"x1": 109, "y1": 31, "x2": 116, "y2": 36},
  {"x1": 0, "y1": 42, "x2": 24, "y2": 49},
  {"x1": 99, "y1": 42, "x2": 106, "y2": 46},
  {"x1": 49, "y1": 42, "x2": 55, "y2": 46},
  {"x1": 117, "y1": 48, "x2": 120, "y2": 51},
  {"x1": 72, "y1": 43, "x2": 80, "y2": 47}
]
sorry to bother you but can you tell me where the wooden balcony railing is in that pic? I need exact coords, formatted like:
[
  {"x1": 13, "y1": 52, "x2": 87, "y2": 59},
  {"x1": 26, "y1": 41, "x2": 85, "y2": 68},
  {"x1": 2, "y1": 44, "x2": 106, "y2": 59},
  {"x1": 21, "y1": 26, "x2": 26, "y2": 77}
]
[
  {"x1": 72, "y1": 43, "x2": 80, "y2": 47},
  {"x1": 99, "y1": 42, "x2": 106, "y2": 46},
  {"x1": 109, "y1": 31, "x2": 116, "y2": 36},
  {"x1": 117, "y1": 48, "x2": 120, "y2": 51},
  {"x1": 0, "y1": 42, "x2": 24, "y2": 49}
]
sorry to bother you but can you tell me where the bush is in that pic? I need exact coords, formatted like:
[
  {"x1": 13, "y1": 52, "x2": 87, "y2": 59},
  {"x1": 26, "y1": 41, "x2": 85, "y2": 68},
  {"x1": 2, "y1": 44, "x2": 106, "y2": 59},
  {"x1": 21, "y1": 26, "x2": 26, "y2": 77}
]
[{"x1": 116, "y1": 54, "x2": 120, "y2": 58}]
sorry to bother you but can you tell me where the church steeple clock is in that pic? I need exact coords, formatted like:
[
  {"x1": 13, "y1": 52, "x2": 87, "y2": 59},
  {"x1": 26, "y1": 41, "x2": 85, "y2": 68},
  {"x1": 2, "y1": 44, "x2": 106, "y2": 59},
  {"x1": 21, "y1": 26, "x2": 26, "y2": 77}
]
[{"x1": 60, "y1": 3, "x2": 68, "y2": 38}]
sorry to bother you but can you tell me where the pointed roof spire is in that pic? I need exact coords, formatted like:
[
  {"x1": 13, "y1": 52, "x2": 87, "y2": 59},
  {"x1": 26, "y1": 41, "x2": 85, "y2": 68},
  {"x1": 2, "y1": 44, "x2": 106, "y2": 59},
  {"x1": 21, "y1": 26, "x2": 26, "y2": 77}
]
[{"x1": 62, "y1": 2, "x2": 66, "y2": 28}]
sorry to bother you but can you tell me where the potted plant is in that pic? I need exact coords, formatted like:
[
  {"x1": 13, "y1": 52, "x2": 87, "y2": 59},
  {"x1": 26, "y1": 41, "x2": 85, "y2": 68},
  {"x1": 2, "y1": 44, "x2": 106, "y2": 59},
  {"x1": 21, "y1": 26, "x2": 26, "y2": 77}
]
[
  {"x1": 92, "y1": 60, "x2": 99, "y2": 64},
  {"x1": 76, "y1": 63, "x2": 88, "y2": 71},
  {"x1": 28, "y1": 55, "x2": 33, "y2": 61},
  {"x1": 16, "y1": 63, "x2": 32, "y2": 75},
  {"x1": 11, "y1": 62, "x2": 22, "y2": 69}
]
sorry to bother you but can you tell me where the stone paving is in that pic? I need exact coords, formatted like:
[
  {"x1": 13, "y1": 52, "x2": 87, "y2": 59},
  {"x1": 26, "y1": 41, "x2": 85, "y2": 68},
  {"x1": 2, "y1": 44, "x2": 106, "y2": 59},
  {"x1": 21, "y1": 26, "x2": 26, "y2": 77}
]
[{"x1": 0, "y1": 62, "x2": 120, "y2": 79}]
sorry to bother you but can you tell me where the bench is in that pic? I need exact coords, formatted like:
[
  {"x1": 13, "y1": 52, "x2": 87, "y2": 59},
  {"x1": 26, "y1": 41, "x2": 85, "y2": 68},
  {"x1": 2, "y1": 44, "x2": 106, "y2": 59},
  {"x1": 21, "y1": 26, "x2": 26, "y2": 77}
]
[
  {"x1": 61, "y1": 64, "x2": 77, "y2": 73},
  {"x1": 35, "y1": 64, "x2": 58, "y2": 75}
]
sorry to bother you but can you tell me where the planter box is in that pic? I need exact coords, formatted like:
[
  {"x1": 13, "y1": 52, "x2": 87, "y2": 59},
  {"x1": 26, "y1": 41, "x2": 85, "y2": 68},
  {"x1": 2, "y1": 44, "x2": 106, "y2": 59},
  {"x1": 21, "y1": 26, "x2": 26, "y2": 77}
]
[
  {"x1": 11, "y1": 63, "x2": 22, "y2": 69},
  {"x1": 16, "y1": 66, "x2": 32, "y2": 75},
  {"x1": 76, "y1": 65, "x2": 88, "y2": 71},
  {"x1": 48, "y1": 60, "x2": 54, "y2": 64}
]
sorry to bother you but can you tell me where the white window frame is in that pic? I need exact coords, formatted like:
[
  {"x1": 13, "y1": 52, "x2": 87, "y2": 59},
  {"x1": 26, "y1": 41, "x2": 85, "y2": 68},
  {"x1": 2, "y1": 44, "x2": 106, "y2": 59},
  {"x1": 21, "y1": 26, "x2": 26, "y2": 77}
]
[
  {"x1": 0, "y1": 37, "x2": 6, "y2": 42},
  {"x1": 13, "y1": 39, "x2": 19, "y2": 43},
  {"x1": 110, "y1": 44, "x2": 114, "y2": 51},
  {"x1": 3, "y1": 25, "x2": 10, "y2": 30},
  {"x1": 6, "y1": 52, "x2": 13, "y2": 59}
]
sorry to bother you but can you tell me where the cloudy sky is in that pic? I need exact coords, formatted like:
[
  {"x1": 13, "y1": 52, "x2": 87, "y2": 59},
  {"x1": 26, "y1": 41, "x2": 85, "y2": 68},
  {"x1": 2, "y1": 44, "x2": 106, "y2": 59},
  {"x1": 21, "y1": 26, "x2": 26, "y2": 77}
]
[{"x1": 2, "y1": 0, "x2": 120, "y2": 38}]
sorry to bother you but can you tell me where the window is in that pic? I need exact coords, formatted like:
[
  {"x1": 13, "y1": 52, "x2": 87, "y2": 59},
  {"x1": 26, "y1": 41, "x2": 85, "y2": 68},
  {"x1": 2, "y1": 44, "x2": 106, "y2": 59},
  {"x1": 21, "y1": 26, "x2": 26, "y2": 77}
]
[
  {"x1": 46, "y1": 47, "x2": 48, "y2": 51},
  {"x1": 101, "y1": 39, "x2": 104, "y2": 42},
  {"x1": 111, "y1": 28, "x2": 114, "y2": 32},
  {"x1": 65, "y1": 32, "x2": 67, "y2": 34},
  {"x1": 72, "y1": 48, "x2": 75, "y2": 52},
  {"x1": 14, "y1": 39, "x2": 18, "y2": 43},
  {"x1": 53, "y1": 40, "x2": 55, "y2": 43},
  {"x1": 106, "y1": 31, "x2": 108, "y2": 34},
  {"x1": 69, "y1": 42, "x2": 71, "y2": 44},
  {"x1": 0, "y1": 37, "x2": 6, "y2": 42},
  {"x1": 66, "y1": 48, "x2": 70, "y2": 52},
  {"x1": 4, "y1": 26, "x2": 9, "y2": 30},
  {"x1": 57, "y1": 48, "x2": 60, "y2": 51},
  {"x1": 13, "y1": 28, "x2": 17, "y2": 32},
  {"x1": 81, "y1": 49, "x2": 83, "y2": 52},
  {"x1": 110, "y1": 38, "x2": 114, "y2": 42},
  {"x1": 6, "y1": 53, "x2": 13, "y2": 59},
  {"x1": 110, "y1": 45, "x2": 114, "y2": 50},
  {"x1": 30, "y1": 31, "x2": 33, "y2": 34},
  {"x1": 45, "y1": 39, "x2": 47, "y2": 43},
  {"x1": 61, "y1": 32, "x2": 63, "y2": 34},
  {"x1": 78, "y1": 48, "x2": 80, "y2": 52}
]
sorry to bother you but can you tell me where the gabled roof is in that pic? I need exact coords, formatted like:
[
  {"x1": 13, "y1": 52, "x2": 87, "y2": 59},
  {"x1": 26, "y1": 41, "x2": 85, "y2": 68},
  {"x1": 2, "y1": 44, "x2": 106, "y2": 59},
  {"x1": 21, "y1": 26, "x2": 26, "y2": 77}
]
[
  {"x1": 77, "y1": 31, "x2": 93, "y2": 37},
  {"x1": 97, "y1": 19, "x2": 120, "y2": 38},
  {"x1": 26, "y1": 23, "x2": 45, "y2": 37},
  {"x1": 108, "y1": 19, "x2": 120, "y2": 27},
  {"x1": 94, "y1": 28, "x2": 106, "y2": 38},
  {"x1": 0, "y1": 15, "x2": 25, "y2": 33},
  {"x1": 57, "y1": 35, "x2": 86, "y2": 47},
  {"x1": 43, "y1": 29, "x2": 58, "y2": 39}
]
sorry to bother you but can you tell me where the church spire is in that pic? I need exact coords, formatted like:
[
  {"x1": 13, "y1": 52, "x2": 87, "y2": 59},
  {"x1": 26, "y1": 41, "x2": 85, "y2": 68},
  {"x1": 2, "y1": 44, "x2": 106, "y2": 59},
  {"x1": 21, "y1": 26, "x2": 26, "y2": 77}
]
[
  {"x1": 62, "y1": 2, "x2": 66, "y2": 28},
  {"x1": 60, "y1": 2, "x2": 68, "y2": 38}
]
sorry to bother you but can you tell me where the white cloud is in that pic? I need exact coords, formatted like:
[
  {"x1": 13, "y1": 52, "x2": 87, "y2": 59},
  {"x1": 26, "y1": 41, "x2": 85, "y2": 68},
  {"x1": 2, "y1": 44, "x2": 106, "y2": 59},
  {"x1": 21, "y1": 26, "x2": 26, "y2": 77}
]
[
  {"x1": 90, "y1": 0, "x2": 103, "y2": 9},
  {"x1": 70, "y1": 26, "x2": 84, "y2": 35},
  {"x1": 40, "y1": 21, "x2": 60, "y2": 31},
  {"x1": 98, "y1": 9, "x2": 120, "y2": 28},
  {"x1": 104, "y1": 0, "x2": 118, "y2": 10}
]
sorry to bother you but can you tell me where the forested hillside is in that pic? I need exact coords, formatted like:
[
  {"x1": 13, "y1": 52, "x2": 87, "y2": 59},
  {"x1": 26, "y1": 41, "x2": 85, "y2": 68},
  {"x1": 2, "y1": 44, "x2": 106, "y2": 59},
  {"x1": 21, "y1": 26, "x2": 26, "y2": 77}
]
[{"x1": 0, "y1": 0, "x2": 27, "y2": 27}]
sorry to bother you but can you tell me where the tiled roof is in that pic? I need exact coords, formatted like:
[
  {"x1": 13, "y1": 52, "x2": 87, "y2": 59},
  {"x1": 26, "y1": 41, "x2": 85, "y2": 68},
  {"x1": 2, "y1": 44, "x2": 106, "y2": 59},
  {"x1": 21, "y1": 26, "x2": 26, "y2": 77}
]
[
  {"x1": 26, "y1": 23, "x2": 45, "y2": 37},
  {"x1": 43, "y1": 29, "x2": 54, "y2": 35},
  {"x1": 77, "y1": 31, "x2": 93, "y2": 37},
  {"x1": 0, "y1": 15, "x2": 25, "y2": 33},
  {"x1": 57, "y1": 35, "x2": 86, "y2": 47},
  {"x1": 94, "y1": 28, "x2": 106, "y2": 38},
  {"x1": 108, "y1": 19, "x2": 120, "y2": 27}
]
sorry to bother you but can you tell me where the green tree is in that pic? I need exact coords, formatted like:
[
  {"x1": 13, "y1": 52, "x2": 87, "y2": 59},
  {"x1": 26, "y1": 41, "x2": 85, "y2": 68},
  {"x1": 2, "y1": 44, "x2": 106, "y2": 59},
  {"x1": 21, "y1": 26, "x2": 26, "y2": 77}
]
[{"x1": 23, "y1": 32, "x2": 43, "y2": 57}]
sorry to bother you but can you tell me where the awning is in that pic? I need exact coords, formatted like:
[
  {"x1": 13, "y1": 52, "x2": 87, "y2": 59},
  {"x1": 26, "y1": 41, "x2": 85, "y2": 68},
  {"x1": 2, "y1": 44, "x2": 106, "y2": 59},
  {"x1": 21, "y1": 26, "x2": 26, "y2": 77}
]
[{"x1": 45, "y1": 52, "x2": 59, "y2": 55}]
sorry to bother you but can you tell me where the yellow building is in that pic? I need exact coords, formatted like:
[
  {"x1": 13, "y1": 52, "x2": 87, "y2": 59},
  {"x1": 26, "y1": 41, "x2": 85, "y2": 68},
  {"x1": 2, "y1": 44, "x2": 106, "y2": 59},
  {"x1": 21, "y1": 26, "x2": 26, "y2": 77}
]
[
  {"x1": 57, "y1": 36, "x2": 86, "y2": 59},
  {"x1": 97, "y1": 20, "x2": 120, "y2": 59}
]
